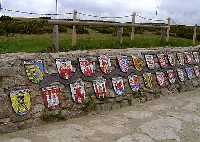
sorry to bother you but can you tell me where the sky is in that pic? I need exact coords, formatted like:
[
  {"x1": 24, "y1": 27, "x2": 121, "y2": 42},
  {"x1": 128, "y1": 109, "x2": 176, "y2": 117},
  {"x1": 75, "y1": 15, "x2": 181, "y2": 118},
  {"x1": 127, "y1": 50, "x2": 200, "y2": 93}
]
[{"x1": 0, "y1": 0, "x2": 199, "y2": 25}]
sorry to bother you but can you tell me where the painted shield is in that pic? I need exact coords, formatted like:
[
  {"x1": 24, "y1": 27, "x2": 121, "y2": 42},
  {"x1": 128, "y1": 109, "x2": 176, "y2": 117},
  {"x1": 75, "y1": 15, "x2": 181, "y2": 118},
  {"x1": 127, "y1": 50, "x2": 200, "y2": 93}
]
[
  {"x1": 79, "y1": 58, "x2": 95, "y2": 77},
  {"x1": 156, "y1": 72, "x2": 166, "y2": 87},
  {"x1": 185, "y1": 67, "x2": 194, "y2": 80},
  {"x1": 193, "y1": 52, "x2": 200, "y2": 63},
  {"x1": 177, "y1": 68, "x2": 185, "y2": 82},
  {"x1": 117, "y1": 56, "x2": 129, "y2": 73},
  {"x1": 145, "y1": 55, "x2": 155, "y2": 70},
  {"x1": 24, "y1": 60, "x2": 46, "y2": 84},
  {"x1": 112, "y1": 77, "x2": 125, "y2": 96},
  {"x1": 10, "y1": 88, "x2": 31, "y2": 116},
  {"x1": 194, "y1": 66, "x2": 200, "y2": 78},
  {"x1": 184, "y1": 52, "x2": 193, "y2": 64},
  {"x1": 56, "y1": 59, "x2": 75, "y2": 80},
  {"x1": 70, "y1": 80, "x2": 86, "y2": 104},
  {"x1": 157, "y1": 54, "x2": 168, "y2": 68},
  {"x1": 98, "y1": 55, "x2": 112, "y2": 74},
  {"x1": 177, "y1": 53, "x2": 185, "y2": 66},
  {"x1": 167, "y1": 53, "x2": 176, "y2": 67},
  {"x1": 167, "y1": 70, "x2": 176, "y2": 84},
  {"x1": 42, "y1": 86, "x2": 61, "y2": 110},
  {"x1": 143, "y1": 73, "x2": 153, "y2": 89},
  {"x1": 93, "y1": 77, "x2": 109, "y2": 98},
  {"x1": 132, "y1": 56, "x2": 145, "y2": 71},
  {"x1": 128, "y1": 74, "x2": 141, "y2": 92}
]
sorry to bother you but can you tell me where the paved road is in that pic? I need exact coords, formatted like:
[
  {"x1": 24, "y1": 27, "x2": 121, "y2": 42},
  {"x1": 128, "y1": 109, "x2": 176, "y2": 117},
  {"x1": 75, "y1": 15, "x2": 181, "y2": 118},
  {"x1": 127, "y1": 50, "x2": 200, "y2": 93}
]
[{"x1": 1, "y1": 88, "x2": 200, "y2": 142}]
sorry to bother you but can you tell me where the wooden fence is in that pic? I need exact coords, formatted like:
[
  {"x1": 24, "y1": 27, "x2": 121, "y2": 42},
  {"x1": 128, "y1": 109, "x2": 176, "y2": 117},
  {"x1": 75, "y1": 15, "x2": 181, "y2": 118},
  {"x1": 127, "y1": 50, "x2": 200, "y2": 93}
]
[{"x1": 48, "y1": 11, "x2": 198, "y2": 50}]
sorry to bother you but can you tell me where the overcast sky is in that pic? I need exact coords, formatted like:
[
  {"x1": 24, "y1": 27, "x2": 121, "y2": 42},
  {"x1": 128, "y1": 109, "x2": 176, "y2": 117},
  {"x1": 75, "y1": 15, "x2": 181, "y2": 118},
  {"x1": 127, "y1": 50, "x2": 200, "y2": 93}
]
[{"x1": 0, "y1": 0, "x2": 199, "y2": 25}]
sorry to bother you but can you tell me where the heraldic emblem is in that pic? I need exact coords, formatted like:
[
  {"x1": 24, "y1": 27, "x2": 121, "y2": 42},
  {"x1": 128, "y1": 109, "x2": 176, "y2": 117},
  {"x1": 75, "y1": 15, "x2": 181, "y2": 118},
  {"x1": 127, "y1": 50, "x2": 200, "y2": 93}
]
[
  {"x1": 145, "y1": 55, "x2": 155, "y2": 70},
  {"x1": 112, "y1": 77, "x2": 125, "y2": 96},
  {"x1": 93, "y1": 77, "x2": 109, "y2": 98},
  {"x1": 167, "y1": 53, "x2": 176, "y2": 67},
  {"x1": 24, "y1": 60, "x2": 46, "y2": 84},
  {"x1": 79, "y1": 58, "x2": 95, "y2": 77},
  {"x1": 128, "y1": 74, "x2": 141, "y2": 92},
  {"x1": 193, "y1": 52, "x2": 200, "y2": 63},
  {"x1": 42, "y1": 85, "x2": 61, "y2": 110},
  {"x1": 184, "y1": 52, "x2": 193, "y2": 64},
  {"x1": 117, "y1": 55, "x2": 129, "y2": 73},
  {"x1": 10, "y1": 88, "x2": 31, "y2": 116},
  {"x1": 167, "y1": 70, "x2": 176, "y2": 84},
  {"x1": 156, "y1": 72, "x2": 167, "y2": 87},
  {"x1": 177, "y1": 68, "x2": 185, "y2": 82},
  {"x1": 132, "y1": 56, "x2": 145, "y2": 71},
  {"x1": 177, "y1": 53, "x2": 185, "y2": 66},
  {"x1": 157, "y1": 53, "x2": 168, "y2": 68},
  {"x1": 143, "y1": 73, "x2": 153, "y2": 89},
  {"x1": 70, "y1": 79, "x2": 86, "y2": 104},
  {"x1": 194, "y1": 66, "x2": 200, "y2": 78},
  {"x1": 185, "y1": 67, "x2": 194, "y2": 80},
  {"x1": 98, "y1": 55, "x2": 112, "y2": 74},
  {"x1": 56, "y1": 59, "x2": 75, "y2": 80}
]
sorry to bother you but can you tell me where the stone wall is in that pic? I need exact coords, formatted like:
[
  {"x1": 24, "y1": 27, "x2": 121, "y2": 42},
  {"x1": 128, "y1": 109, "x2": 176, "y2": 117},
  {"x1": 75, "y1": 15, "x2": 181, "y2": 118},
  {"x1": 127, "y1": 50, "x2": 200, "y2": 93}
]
[{"x1": 0, "y1": 46, "x2": 200, "y2": 133}]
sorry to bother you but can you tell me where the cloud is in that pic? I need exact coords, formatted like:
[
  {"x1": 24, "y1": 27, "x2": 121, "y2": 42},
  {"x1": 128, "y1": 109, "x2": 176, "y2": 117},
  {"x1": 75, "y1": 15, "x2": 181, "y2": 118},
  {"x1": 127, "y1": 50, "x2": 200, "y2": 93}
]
[{"x1": 1, "y1": 0, "x2": 199, "y2": 25}]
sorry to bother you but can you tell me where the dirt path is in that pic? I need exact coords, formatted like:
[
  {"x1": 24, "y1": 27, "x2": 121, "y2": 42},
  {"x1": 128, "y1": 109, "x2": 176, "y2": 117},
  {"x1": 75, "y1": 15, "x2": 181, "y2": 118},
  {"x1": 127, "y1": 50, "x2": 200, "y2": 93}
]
[{"x1": 1, "y1": 88, "x2": 200, "y2": 142}]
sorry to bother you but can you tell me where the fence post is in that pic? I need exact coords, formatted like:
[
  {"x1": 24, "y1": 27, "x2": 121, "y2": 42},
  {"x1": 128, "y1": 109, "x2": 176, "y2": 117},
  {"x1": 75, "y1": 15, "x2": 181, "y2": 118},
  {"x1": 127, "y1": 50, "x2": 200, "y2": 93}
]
[
  {"x1": 193, "y1": 24, "x2": 197, "y2": 46},
  {"x1": 53, "y1": 25, "x2": 59, "y2": 51},
  {"x1": 131, "y1": 12, "x2": 136, "y2": 40},
  {"x1": 166, "y1": 17, "x2": 171, "y2": 42},
  {"x1": 160, "y1": 27, "x2": 165, "y2": 44},
  {"x1": 117, "y1": 26, "x2": 123, "y2": 46},
  {"x1": 72, "y1": 10, "x2": 77, "y2": 47}
]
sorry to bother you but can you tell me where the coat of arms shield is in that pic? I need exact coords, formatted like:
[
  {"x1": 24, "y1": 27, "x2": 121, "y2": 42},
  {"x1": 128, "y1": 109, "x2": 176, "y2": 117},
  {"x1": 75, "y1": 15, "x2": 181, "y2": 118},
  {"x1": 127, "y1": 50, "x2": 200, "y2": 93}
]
[
  {"x1": 112, "y1": 77, "x2": 125, "y2": 96},
  {"x1": 98, "y1": 55, "x2": 112, "y2": 74},
  {"x1": 24, "y1": 60, "x2": 46, "y2": 84},
  {"x1": 143, "y1": 73, "x2": 153, "y2": 89},
  {"x1": 157, "y1": 54, "x2": 168, "y2": 68},
  {"x1": 132, "y1": 56, "x2": 145, "y2": 71},
  {"x1": 42, "y1": 86, "x2": 61, "y2": 110},
  {"x1": 145, "y1": 55, "x2": 155, "y2": 70},
  {"x1": 56, "y1": 59, "x2": 75, "y2": 80},
  {"x1": 10, "y1": 88, "x2": 31, "y2": 116},
  {"x1": 167, "y1": 53, "x2": 176, "y2": 67},
  {"x1": 117, "y1": 56, "x2": 129, "y2": 73},
  {"x1": 93, "y1": 77, "x2": 109, "y2": 98},
  {"x1": 70, "y1": 80, "x2": 86, "y2": 104},
  {"x1": 167, "y1": 70, "x2": 176, "y2": 84},
  {"x1": 128, "y1": 74, "x2": 141, "y2": 92},
  {"x1": 156, "y1": 72, "x2": 167, "y2": 87},
  {"x1": 177, "y1": 68, "x2": 185, "y2": 82},
  {"x1": 194, "y1": 66, "x2": 200, "y2": 78},
  {"x1": 193, "y1": 52, "x2": 200, "y2": 63},
  {"x1": 79, "y1": 58, "x2": 95, "y2": 77},
  {"x1": 185, "y1": 67, "x2": 194, "y2": 80},
  {"x1": 177, "y1": 53, "x2": 185, "y2": 66},
  {"x1": 184, "y1": 52, "x2": 193, "y2": 64}
]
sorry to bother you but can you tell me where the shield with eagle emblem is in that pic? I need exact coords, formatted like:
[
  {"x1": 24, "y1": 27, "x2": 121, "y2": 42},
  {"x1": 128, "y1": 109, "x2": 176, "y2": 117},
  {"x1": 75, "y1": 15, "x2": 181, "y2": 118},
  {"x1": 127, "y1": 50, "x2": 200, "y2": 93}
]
[
  {"x1": 132, "y1": 56, "x2": 145, "y2": 71},
  {"x1": 167, "y1": 70, "x2": 176, "y2": 84},
  {"x1": 112, "y1": 77, "x2": 125, "y2": 96},
  {"x1": 167, "y1": 53, "x2": 176, "y2": 67},
  {"x1": 117, "y1": 56, "x2": 129, "y2": 73},
  {"x1": 70, "y1": 80, "x2": 86, "y2": 104},
  {"x1": 93, "y1": 77, "x2": 109, "y2": 99},
  {"x1": 145, "y1": 55, "x2": 155, "y2": 70},
  {"x1": 143, "y1": 73, "x2": 153, "y2": 89},
  {"x1": 128, "y1": 74, "x2": 141, "y2": 92},
  {"x1": 56, "y1": 59, "x2": 75, "y2": 80},
  {"x1": 98, "y1": 55, "x2": 112, "y2": 74},
  {"x1": 10, "y1": 88, "x2": 31, "y2": 116},
  {"x1": 157, "y1": 53, "x2": 168, "y2": 68},
  {"x1": 42, "y1": 85, "x2": 61, "y2": 110},
  {"x1": 79, "y1": 58, "x2": 95, "y2": 77},
  {"x1": 156, "y1": 72, "x2": 167, "y2": 87},
  {"x1": 24, "y1": 60, "x2": 46, "y2": 84}
]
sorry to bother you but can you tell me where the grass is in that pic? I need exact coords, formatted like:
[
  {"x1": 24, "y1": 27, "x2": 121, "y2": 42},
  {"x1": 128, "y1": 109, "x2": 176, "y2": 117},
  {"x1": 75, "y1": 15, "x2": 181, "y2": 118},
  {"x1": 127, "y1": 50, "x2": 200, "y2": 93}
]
[{"x1": 0, "y1": 32, "x2": 197, "y2": 54}]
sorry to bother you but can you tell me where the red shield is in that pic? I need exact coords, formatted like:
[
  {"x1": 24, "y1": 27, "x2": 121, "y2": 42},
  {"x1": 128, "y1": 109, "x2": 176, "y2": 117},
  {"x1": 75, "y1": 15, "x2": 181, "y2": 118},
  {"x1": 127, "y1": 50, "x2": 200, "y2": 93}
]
[
  {"x1": 167, "y1": 70, "x2": 176, "y2": 84},
  {"x1": 112, "y1": 77, "x2": 125, "y2": 96},
  {"x1": 56, "y1": 59, "x2": 75, "y2": 80},
  {"x1": 98, "y1": 55, "x2": 112, "y2": 74},
  {"x1": 184, "y1": 52, "x2": 193, "y2": 64},
  {"x1": 42, "y1": 86, "x2": 61, "y2": 110},
  {"x1": 79, "y1": 58, "x2": 95, "y2": 77},
  {"x1": 156, "y1": 72, "x2": 167, "y2": 87},
  {"x1": 157, "y1": 54, "x2": 168, "y2": 68},
  {"x1": 194, "y1": 66, "x2": 200, "y2": 78},
  {"x1": 70, "y1": 80, "x2": 86, "y2": 104},
  {"x1": 93, "y1": 77, "x2": 109, "y2": 98}
]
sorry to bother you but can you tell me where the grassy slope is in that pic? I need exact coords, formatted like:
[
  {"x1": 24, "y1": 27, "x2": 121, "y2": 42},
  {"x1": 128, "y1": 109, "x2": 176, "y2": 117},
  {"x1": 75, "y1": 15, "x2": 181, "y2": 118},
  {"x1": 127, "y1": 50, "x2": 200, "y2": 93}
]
[{"x1": 0, "y1": 33, "x2": 196, "y2": 54}]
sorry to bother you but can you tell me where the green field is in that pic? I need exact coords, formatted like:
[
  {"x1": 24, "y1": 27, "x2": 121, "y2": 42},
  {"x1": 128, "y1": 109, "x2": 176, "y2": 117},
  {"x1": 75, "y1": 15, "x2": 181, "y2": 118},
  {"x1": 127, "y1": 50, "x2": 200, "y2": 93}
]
[{"x1": 0, "y1": 33, "x2": 197, "y2": 54}]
